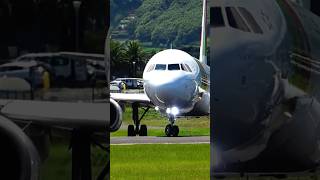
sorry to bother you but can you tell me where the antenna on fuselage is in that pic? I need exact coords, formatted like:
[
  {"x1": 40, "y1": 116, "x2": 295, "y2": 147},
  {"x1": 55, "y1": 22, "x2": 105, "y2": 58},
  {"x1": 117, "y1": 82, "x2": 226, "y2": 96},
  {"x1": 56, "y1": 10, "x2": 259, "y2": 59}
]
[{"x1": 199, "y1": 0, "x2": 207, "y2": 65}]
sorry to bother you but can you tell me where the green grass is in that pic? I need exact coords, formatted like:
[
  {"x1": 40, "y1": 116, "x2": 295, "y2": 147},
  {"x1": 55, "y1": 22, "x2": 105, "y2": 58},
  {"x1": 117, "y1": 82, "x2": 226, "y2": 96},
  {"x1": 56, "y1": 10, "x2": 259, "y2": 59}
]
[
  {"x1": 40, "y1": 140, "x2": 108, "y2": 180},
  {"x1": 110, "y1": 144, "x2": 210, "y2": 180},
  {"x1": 111, "y1": 106, "x2": 210, "y2": 137},
  {"x1": 219, "y1": 177, "x2": 320, "y2": 180}
]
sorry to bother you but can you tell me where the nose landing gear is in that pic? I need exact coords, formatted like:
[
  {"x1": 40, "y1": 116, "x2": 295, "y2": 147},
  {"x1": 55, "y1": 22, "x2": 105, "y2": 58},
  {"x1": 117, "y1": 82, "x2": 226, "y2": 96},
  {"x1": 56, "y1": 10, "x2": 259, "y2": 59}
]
[{"x1": 165, "y1": 115, "x2": 179, "y2": 137}]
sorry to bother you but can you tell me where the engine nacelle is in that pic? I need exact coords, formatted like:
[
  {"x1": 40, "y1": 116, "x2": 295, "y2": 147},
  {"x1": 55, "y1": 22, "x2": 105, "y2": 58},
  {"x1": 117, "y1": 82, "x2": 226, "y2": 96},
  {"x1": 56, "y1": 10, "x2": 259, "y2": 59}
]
[
  {"x1": 0, "y1": 115, "x2": 40, "y2": 180},
  {"x1": 109, "y1": 98, "x2": 122, "y2": 132}
]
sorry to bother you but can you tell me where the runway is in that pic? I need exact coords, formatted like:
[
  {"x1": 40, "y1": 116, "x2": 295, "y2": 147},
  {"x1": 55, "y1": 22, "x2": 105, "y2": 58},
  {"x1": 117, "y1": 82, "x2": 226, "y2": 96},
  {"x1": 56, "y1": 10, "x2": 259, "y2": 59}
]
[{"x1": 111, "y1": 136, "x2": 210, "y2": 145}]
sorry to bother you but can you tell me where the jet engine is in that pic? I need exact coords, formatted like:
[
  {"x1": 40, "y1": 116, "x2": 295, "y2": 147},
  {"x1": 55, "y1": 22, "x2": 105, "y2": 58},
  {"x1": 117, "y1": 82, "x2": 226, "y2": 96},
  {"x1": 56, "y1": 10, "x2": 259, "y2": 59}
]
[
  {"x1": 0, "y1": 115, "x2": 40, "y2": 180},
  {"x1": 109, "y1": 98, "x2": 122, "y2": 132}
]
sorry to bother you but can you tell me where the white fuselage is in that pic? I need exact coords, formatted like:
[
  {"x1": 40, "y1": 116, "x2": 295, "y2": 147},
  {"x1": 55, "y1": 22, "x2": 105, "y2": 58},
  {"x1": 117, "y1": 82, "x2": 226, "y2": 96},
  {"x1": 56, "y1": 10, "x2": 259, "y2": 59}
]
[{"x1": 143, "y1": 49, "x2": 210, "y2": 116}]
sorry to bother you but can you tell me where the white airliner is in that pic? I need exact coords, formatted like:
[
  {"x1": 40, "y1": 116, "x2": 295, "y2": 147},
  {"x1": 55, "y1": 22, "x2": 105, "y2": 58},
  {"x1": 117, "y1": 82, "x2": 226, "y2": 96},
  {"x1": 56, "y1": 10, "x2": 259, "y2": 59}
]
[{"x1": 111, "y1": 0, "x2": 210, "y2": 137}]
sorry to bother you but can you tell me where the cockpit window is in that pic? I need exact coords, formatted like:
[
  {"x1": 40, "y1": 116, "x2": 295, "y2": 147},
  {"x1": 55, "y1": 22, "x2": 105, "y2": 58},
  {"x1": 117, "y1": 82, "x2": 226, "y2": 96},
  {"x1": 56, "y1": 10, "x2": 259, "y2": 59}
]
[
  {"x1": 168, "y1": 64, "x2": 180, "y2": 70},
  {"x1": 226, "y1": 7, "x2": 250, "y2": 32},
  {"x1": 180, "y1": 64, "x2": 186, "y2": 71},
  {"x1": 147, "y1": 64, "x2": 155, "y2": 72},
  {"x1": 238, "y1": 7, "x2": 263, "y2": 34},
  {"x1": 184, "y1": 64, "x2": 192, "y2": 72},
  {"x1": 155, "y1": 64, "x2": 166, "y2": 70},
  {"x1": 210, "y1": 7, "x2": 225, "y2": 27}
]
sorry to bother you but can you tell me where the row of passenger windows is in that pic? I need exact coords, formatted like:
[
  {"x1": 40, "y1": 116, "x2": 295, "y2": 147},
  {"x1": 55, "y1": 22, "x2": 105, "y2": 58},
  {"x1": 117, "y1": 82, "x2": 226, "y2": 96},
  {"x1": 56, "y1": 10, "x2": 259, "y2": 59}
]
[
  {"x1": 210, "y1": 6, "x2": 263, "y2": 34},
  {"x1": 147, "y1": 64, "x2": 192, "y2": 72}
]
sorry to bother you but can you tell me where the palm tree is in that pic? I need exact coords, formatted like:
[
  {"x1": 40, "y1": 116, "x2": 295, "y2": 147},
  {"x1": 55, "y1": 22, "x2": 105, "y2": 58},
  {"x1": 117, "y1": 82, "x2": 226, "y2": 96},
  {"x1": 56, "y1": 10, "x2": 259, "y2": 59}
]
[
  {"x1": 110, "y1": 39, "x2": 125, "y2": 68},
  {"x1": 124, "y1": 40, "x2": 145, "y2": 77}
]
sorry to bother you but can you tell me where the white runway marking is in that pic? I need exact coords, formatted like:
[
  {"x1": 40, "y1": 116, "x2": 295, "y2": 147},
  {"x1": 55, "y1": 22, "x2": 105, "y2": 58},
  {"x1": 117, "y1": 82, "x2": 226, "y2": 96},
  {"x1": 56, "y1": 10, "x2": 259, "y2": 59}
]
[{"x1": 111, "y1": 136, "x2": 210, "y2": 145}]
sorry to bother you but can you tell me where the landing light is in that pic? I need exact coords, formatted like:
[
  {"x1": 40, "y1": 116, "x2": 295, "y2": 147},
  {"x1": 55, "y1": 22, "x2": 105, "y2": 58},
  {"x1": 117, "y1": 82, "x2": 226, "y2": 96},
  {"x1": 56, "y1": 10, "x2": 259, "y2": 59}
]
[
  {"x1": 155, "y1": 106, "x2": 159, "y2": 111},
  {"x1": 171, "y1": 107, "x2": 179, "y2": 116},
  {"x1": 166, "y1": 107, "x2": 180, "y2": 116}
]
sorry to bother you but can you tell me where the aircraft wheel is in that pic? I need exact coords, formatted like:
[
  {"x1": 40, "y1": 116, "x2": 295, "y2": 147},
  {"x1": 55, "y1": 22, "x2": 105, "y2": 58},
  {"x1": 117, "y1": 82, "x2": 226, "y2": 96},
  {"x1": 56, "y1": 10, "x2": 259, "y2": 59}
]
[
  {"x1": 165, "y1": 124, "x2": 172, "y2": 137},
  {"x1": 139, "y1": 125, "x2": 148, "y2": 136},
  {"x1": 128, "y1": 125, "x2": 135, "y2": 136},
  {"x1": 172, "y1": 125, "x2": 179, "y2": 137}
]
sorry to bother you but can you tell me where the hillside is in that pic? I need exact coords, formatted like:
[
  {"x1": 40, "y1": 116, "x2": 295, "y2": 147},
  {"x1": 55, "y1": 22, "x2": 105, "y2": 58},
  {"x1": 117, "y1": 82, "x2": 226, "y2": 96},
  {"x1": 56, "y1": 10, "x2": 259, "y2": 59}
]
[
  {"x1": 110, "y1": 0, "x2": 142, "y2": 28},
  {"x1": 111, "y1": 0, "x2": 203, "y2": 47}
]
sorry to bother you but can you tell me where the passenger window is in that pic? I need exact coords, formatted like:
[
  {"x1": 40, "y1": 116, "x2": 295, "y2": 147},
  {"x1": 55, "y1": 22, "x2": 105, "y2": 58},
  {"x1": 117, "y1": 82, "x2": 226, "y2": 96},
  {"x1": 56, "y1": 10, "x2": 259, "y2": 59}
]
[
  {"x1": 210, "y1": 7, "x2": 225, "y2": 27},
  {"x1": 238, "y1": 7, "x2": 263, "y2": 34},
  {"x1": 155, "y1": 64, "x2": 166, "y2": 70},
  {"x1": 226, "y1": 7, "x2": 250, "y2": 32},
  {"x1": 168, "y1": 64, "x2": 180, "y2": 70}
]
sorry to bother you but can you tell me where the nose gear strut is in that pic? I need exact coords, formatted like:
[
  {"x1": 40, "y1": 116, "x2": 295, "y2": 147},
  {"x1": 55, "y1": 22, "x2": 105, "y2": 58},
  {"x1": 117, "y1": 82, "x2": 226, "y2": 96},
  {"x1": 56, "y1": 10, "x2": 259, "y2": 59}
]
[{"x1": 165, "y1": 114, "x2": 179, "y2": 137}]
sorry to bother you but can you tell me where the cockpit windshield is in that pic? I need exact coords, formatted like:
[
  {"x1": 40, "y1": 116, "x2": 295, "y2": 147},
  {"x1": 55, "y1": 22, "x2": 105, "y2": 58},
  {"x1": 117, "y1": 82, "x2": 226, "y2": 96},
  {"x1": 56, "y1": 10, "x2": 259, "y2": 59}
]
[
  {"x1": 155, "y1": 64, "x2": 167, "y2": 70},
  {"x1": 168, "y1": 64, "x2": 180, "y2": 70},
  {"x1": 149, "y1": 63, "x2": 192, "y2": 72},
  {"x1": 183, "y1": 64, "x2": 192, "y2": 72},
  {"x1": 210, "y1": 6, "x2": 263, "y2": 35},
  {"x1": 238, "y1": 7, "x2": 263, "y2": 34},
  {"x1": 226, "y1": 7, "x2": 250, "y2": 32},
  {"x1": 210, "y1": 7, "x2": 225, "y2": 27}
]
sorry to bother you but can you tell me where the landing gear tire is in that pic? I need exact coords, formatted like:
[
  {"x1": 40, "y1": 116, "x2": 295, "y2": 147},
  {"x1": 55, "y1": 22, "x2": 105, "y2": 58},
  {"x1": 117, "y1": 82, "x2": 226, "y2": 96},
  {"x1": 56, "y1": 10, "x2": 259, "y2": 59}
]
[
  {"x1": 128, "y1": 125, "x2": 135, "y2": 136},
  {"x1": 165, "y1": 124, "x2": 171, "y2": 137},
  {"x1": 172, "y1": 125, "x2": 179, "y2": 137},
  {"x1": 165, "y1": 124, "x2": 179, "y2": 137},
  {"x1": 139, "y1": 125, "x2": 148, "y2": 136}
]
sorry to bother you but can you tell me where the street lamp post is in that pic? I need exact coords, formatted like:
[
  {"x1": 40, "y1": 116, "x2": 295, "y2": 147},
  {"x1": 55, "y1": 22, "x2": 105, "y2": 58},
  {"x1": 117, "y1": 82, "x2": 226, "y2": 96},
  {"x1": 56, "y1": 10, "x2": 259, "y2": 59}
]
[
  {"x1": 133, "y1": 61, "x2": 136, "y2": 77},
  {"x1": 73, "y1": 1, "x2": 82, "y2": 52}
]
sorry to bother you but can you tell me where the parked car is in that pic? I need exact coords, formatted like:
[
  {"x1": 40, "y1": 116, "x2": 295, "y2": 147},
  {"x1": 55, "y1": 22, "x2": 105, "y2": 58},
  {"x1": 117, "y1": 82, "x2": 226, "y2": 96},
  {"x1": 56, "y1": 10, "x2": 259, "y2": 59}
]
[
  {"x1": 115, "y1": 78, "x2": 143, "y2": 89},
  {"x1": 0, "y1": 61, "x2": 52, "y2": 88},
  {"x1": 110, "y1": 80, "x2": 126, "y2": 90}
]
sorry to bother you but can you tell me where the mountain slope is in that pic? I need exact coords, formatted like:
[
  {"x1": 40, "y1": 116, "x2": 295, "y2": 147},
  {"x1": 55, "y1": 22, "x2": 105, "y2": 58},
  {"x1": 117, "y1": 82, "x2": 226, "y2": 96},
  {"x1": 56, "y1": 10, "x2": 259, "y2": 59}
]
[{"x1": 134, "y1": 0, "x2": 202, "y2": 46}]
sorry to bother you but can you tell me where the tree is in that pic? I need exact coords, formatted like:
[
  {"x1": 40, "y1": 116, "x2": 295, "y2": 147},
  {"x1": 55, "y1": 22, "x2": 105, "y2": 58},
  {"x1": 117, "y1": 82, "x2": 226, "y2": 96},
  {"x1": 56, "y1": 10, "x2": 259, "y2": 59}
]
[
  {"x1": 124, "y1": 40, "x2": 146, "y2": 77},
  {"x1": 110, "y1": 40, "x2": 158, "y2": 78},
  {"x1": 110, "y1": 39, "x2": 125, "y2": 68}
]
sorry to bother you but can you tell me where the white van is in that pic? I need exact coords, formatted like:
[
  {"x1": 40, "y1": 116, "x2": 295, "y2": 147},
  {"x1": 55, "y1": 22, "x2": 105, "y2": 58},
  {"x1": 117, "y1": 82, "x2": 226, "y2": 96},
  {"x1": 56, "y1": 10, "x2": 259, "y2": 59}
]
[{"x1": 16, "y1": 53, "x2": 88, "y2": 82}]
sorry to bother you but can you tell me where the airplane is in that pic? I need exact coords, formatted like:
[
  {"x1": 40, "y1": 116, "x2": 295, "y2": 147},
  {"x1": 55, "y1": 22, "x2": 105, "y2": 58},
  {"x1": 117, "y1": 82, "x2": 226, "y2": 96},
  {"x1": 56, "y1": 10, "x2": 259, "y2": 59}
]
[
  {"x1": 210, "y1": 0, "x2": 320, "y2": 177},
  {"x1": 110, "y1": 0, "x2": 210, "y2": 137}
]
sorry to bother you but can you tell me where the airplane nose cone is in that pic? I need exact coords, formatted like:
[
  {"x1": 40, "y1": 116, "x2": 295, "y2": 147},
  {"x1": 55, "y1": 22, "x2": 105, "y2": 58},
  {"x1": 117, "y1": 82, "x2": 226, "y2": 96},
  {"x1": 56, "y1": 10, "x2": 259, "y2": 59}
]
[
  {"x1": 145, "y1": 74, "x2": 197, "y2": 112},
  {"x1": 212, "y1": 48, "x2": 276, "y2": 150},
  {"x1": 156, "y1": 78, "x2": 196, "y2": 105}
]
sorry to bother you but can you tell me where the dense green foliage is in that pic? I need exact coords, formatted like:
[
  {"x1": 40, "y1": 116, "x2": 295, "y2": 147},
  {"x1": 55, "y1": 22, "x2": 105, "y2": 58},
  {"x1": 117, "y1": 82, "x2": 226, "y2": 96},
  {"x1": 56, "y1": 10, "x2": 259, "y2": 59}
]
[
  {"x1": 134, "y1": 0, "x2": 202, "y2": 46},
  {"x1": 111, "y1": 0, "x2": 203, "y2": 47},
  {"x1": 110, "y1": 0, "x2": 142, "y2": 28},
  {"x1": 110, "y1": 40, "x2": 158, "y2": 77}
]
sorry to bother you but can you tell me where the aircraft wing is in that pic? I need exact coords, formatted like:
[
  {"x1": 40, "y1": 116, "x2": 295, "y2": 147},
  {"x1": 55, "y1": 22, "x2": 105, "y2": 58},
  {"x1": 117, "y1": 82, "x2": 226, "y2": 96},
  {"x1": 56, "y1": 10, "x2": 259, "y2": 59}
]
[
  {"x1": 110, "y1": 93, "x2": 152, "y2": 104},
  {"x1": 0, "y1": 99, "x2": 108, "y2": 131}
]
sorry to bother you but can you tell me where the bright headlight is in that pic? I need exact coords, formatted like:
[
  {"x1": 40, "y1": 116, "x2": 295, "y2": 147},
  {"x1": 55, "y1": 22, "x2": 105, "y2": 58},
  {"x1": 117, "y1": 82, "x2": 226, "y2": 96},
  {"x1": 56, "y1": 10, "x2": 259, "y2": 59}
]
[
  {"x1": 166, "y1": 108, "x2": 171, "y2": 114},
  {"x1": 171, "y1": 107, "x2": 179, "y2": 116}
]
